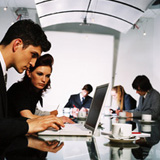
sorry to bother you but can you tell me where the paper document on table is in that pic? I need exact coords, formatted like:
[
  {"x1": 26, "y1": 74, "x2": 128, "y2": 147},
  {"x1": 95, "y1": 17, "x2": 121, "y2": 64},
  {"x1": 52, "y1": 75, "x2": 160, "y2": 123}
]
[
  {"x1": 101, "y1": 131, "x2": 151, "y2": 137},
  {"x1": 131, "y1": 132, "x2": 150, "y2": 137}
]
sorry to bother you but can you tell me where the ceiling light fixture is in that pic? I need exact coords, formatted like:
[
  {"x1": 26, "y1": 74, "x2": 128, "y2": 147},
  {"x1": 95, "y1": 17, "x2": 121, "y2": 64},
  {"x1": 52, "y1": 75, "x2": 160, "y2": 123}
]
[
  {"x1": 143, "y1": 31, "x2": 146, "y2": 36},
  {"x1": 142, "y1": 18, "x2": 148, "y2": 36},
  {"x1": 15, "y1": 8, "x2": 29, "y2": 21},
  {"x1": 4, "y1": 6, "x2": 8, "y2": 11}
]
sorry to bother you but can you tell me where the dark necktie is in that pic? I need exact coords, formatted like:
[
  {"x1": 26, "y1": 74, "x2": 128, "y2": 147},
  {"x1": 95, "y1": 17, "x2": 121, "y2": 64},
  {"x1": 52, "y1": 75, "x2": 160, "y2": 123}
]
[
  {"x1": 142, "y1": 96, "x2": 145, "y2": 104},
  {"x1": 4, "y1": 73, "x2": 7, "y2": 84},
  {"x1": 81, "y1": 97, "x2": 85, "y2": 104}
]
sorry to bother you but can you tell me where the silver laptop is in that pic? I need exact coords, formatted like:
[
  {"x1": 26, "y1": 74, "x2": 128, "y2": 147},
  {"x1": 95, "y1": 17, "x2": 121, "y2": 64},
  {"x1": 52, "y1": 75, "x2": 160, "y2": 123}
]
[{"x1": 38, "y1": 83, "x2": 109, "y2": 136}]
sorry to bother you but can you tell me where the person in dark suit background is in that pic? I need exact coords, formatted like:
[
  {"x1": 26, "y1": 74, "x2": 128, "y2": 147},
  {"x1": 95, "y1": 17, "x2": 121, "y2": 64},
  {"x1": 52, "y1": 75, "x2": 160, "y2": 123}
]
[
  {"x1": 125, "y1": 75, "x2": 160, "y2": 119},
  {"x1": 0, "y1": 19, "x2": 64, "y2": 139},
  {"x1": 64, "y1": 84, "x2": 93, "y2": 113},
  {"x1": 110, "y1": 85, "x2": 136, "y2": 114}
]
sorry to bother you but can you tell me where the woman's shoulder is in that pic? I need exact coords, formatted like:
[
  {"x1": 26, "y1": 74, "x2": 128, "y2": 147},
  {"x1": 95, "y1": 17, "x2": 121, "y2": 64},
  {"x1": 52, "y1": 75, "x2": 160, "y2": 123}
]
[
  {"x1": 124, "y1": 93, "x2": 131, "y2": 97},
  {"x1": 124, "y1": 93, "x2": 135, "y2": 100},
  {"x1": 7, "y1": 81, "x2": 27, "y2": 92}
]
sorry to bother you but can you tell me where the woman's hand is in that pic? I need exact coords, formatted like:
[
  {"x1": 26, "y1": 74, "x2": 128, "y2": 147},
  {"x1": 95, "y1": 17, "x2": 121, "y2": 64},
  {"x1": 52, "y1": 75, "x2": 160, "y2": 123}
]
[
  {"x1": 50, "y1": 110, "x2": 58, "y2": 116},
  {"x1": 116, "y1": 109, "x2": 121, "y2": 115}
]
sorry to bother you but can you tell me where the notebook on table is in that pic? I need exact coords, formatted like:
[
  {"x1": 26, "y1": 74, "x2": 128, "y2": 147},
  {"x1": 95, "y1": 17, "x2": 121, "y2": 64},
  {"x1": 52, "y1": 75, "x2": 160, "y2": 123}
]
[{"x1": 38, "y1": 83, "x2": 109, "y2": 136}]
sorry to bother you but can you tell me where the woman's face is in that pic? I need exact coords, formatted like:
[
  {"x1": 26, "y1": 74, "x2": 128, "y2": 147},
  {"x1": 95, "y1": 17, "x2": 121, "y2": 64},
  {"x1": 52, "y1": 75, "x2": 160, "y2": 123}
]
[
  {"x1": 111, "y1": 90, "x2": 118, "y2": 100},
  {"x1": 28, "y1": 66, "x2": 51, "y2": 90}
]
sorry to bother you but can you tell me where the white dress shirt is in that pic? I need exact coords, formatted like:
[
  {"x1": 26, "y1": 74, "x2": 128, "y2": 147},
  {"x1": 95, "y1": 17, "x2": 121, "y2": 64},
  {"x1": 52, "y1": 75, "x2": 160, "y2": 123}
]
[
  {"x1": 80, "y1": 92, "x2": 85, "y2": 102},
  {"x1": 0, "y1": 51, "x2": 7, "y2": 78}
]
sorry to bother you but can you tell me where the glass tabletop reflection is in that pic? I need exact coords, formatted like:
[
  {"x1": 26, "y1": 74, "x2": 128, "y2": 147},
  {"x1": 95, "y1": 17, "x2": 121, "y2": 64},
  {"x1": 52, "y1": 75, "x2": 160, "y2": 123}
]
[{"x1": 1, "y1": 115, "x2": 160, "y2": 160}]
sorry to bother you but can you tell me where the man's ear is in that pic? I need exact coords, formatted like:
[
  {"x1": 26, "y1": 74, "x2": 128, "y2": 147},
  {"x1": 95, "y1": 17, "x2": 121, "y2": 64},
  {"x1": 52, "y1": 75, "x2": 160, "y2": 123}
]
[
  {"x1": 12, "y1": 39, "x2": 23, "y2": 52},
  {"x1": 26, "y1": 69, "x2": 31, "y2": 78}
]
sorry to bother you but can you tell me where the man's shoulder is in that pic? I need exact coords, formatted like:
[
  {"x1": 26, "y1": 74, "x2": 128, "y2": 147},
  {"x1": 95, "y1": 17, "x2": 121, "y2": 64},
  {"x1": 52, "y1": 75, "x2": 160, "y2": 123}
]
[
  {"x1": 68, "y1": 94, "x2": 79, "y2": 102},
  {"x1": 8, "y1": 81, "x2": 22, "y2": 89},
  {"x1": 125, "y1": 93, "x2": 136, "y2": 100},
  {"x1": 150, "y1": 88, "x2": 160, "y2": 95},
  {"x1": 7, "y1": 81, "x2": 26, "y2": 93},
  {"x1": 86, "y1": 95, "x2": 92, "y2": 100},
  {"x1": 147, "y1": 88, "x2": 160, "y2": 100},
  {"x1": 71, "y1": 93, "x2": 79, "y2": 97}
]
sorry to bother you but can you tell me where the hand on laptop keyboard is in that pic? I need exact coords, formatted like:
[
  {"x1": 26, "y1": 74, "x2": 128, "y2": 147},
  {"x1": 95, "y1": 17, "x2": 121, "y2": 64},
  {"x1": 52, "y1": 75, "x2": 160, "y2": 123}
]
[{"x1": 59, "y1": 116, "x2": 75, "y2": 124}]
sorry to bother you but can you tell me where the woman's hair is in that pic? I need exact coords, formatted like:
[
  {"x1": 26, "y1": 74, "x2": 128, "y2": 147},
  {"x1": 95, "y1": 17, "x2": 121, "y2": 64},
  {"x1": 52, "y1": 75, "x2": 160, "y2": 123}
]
[
  {"x1": 23, "y1": 54, "x2": 54, "y2": 94},
  {"x1": 112, "y1": 85, "x2": 125, "y2": 111}
]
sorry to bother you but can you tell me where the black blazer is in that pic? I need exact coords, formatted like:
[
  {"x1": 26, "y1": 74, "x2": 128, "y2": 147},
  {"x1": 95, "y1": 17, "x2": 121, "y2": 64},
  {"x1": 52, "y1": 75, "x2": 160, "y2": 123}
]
[
  {"x1": 64, "y1": 93, "x2": 92, "y2": 110},
  {"x1": 0, "y1": 64, "x2": 7, "y2": 118},
  {"x1": 0, "y1": 64, "x2": 28, "y2": 139},
  {"x1": 1, "y1": 136, "x2": 47, "y2": 159}
]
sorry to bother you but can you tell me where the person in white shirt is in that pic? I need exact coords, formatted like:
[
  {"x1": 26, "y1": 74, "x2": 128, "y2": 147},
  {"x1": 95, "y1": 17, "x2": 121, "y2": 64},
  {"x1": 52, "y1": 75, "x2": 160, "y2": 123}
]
[{"x1": 0, "y1": 19, "x2": 64, "y2": 139}]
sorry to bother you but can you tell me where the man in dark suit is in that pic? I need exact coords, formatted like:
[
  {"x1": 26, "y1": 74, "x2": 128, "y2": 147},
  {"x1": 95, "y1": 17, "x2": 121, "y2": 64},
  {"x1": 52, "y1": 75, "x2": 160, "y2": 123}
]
[
  {"x1": 126, "y1": 75, "x2": 160, "y2": 119},
  {"x1": 0, "y1": 19, "x2": 64, "y2": 139},
  {"x1": 64, "y1": 84, "x2": 93, "y2": 112}
]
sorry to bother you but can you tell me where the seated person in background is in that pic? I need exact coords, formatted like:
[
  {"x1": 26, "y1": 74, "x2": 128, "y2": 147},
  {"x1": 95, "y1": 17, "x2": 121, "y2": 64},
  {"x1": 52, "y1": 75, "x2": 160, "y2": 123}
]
[
  {"x1": 110, "y1": 85, "x2": 136, "y2": 114},
  {"x1": 125, "y1": 75, "x2": 160, "y2": 119},
  {"x1": 64, "y1": 84, "x2": 93, "y2": 113},
  {"x1": 7, "y1": 54, "x2": 73, "y2": 123}
]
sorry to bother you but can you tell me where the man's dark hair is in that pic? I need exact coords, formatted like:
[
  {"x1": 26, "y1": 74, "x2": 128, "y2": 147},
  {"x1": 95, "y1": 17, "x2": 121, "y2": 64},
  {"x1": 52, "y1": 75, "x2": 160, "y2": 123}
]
[
  {"x1": 132, "y1": 75, "x2": 152, "y2": 92},
  {"x1": 0, "y1": 19, "x2": 51, "y2": 52},
  {"x1": 82, "y1": 84, "x2": 93, "y2": 94}
]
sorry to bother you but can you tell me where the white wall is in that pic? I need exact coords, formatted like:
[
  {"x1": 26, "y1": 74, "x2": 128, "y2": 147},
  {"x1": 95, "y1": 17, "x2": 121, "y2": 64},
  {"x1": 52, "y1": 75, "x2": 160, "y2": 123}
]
[
  {"x1": 0, "y1": 8, "x2": 37, "y2": 39},
  {"x1": 6, "y1": 31, "x2": 114, "y2": 112},
  {"x1": 1, "y1": 7, "x2": 160, "y2": 111},
  {"x1": 114, "y1": 16, "x2": 160, "y2": 105},
  {"x1": 7, "y1": 32, "x2": 114, "y2": 112},
  {"x1": 153, "y1": 15, "x2": 160, "y2": 92},
  {"x1": 0, "y1": 8, "x2": 15, "y2": 40},
  {"x1": 43, "y1": 32, "x2": 114, "y2": 111},
  {"x1": 0, "y1": 7, "x2": 114, "y2": 113}
]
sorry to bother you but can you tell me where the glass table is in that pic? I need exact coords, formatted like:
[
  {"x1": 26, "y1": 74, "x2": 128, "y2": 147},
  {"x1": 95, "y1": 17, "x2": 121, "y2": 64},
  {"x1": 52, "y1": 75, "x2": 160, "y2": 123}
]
[{"x1": 2, "y1": 114, "x2": 160, "y2": 160}]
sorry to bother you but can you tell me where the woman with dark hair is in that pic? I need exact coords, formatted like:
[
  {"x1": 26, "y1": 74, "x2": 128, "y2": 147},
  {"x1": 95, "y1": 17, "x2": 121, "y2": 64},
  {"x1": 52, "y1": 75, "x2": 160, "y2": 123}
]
[
  {"x1": 7, "y1": 54, "x2": 56, "y2": 118},
  {"x1": 7, "y1": 54, "x2": 73, "y2": 123}
]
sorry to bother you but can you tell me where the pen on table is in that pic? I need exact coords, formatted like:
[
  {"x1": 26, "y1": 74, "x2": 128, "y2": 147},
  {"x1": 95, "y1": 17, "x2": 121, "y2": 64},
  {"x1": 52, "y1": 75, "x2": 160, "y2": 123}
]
[
  {"x1": 56, "y1": 104, "x2": 60, "y2": 110},
  {"x1": 73, "y1": 104, "x2": 77, "y2": 108},
  {"x1": 132, "y1": 132, "x2": 141, "y2": 134}
]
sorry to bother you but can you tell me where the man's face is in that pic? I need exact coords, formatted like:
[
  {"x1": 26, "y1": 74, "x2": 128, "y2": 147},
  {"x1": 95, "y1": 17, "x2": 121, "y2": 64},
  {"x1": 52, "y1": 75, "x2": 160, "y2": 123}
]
[
  {"x1": 81, "y1": 89, "x2": 89, "y2": 97},
  {"x1": 136, "y1": 87, "x2": 147, "y2": 96},
  {"x1": 13, "y1": 44, "x2": 41, "y2": 73},
  {"x1": 28, "y1": 66, "x2": 51, "y2": 90}
]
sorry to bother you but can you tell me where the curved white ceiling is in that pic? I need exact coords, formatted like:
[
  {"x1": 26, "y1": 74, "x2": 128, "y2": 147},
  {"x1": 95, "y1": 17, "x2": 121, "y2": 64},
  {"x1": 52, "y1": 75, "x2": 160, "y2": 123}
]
[{"x1": 35, "y1": 0, "x2": 155, "y2": 33}]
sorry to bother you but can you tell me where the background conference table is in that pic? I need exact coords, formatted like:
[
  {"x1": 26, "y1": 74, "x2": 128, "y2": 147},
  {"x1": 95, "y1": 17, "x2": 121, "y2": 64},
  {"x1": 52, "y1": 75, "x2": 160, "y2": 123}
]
[{"x1": 2, "y1": 112, "x2": 160, "y2": 160}]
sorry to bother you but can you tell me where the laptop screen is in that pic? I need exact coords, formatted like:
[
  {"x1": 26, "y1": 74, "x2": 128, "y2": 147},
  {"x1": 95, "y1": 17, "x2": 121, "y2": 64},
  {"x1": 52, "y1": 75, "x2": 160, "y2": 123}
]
[{"x1": 85, "y1": 83, "x2": 109, "y2": 133}]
